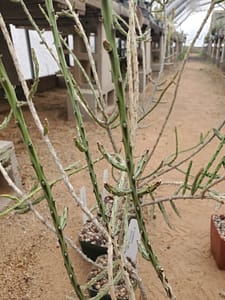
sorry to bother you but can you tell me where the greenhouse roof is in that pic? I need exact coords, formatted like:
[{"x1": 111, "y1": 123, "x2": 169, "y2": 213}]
[
  {"x1": 141, "y1": 0, "x2": 225, "y2": 28},
  {"x1": 165, "y1": 1, "x2": 224, "y2": 25},
  {"x1": 165, "y1": 0, "x2": 212, "y2": 25}
]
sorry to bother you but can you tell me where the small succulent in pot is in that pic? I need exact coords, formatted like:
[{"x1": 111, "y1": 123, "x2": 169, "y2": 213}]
[
  {"x1": 79, "y1": 218, "x2": 108, "y2": 261},
  {"x1": 212, "y1": 214, "x2": 225, "y2": 239},
  {"x1": 78, "y1": 195, "x2": 115, "y2": 261},
  {"x1": 210, "y1": 214, "x2": 225, "y2": 270},
  {"x1": 87, "y1": 255, "x2": 137, "y2": 300},
  {"x1": 79, "y1": 195, "x2": 138, "y2": 261}
]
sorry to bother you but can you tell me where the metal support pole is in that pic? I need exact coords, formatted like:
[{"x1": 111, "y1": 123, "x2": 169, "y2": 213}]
[
  {"x1": 220, "y1": 37, "x2": 225, "y2": 64},
  {"x1": 24, "y1": 29, "x2": 35, "y2": 80}
]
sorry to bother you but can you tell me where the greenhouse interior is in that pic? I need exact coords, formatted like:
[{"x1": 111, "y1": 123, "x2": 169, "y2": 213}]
[{"x1": 0, "y1": 1, "x2": 225, "y2": 300}]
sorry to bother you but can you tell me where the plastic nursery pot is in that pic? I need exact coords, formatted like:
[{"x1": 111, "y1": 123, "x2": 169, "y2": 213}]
[
  {"x1": 79, "y1": 219, "x2": 108, "y2": 261},
  {"x1": 88, "y1": 285, "x2": 134, "y2": 300},
  {"x1": 210, "y1": 214, "x2": 225, "y2": 270},
  {"x1": 88, "y1": 286, "x2": 111, "y2": 300},
  {"x1": 87, "y1": 255, "x2": 137, "y2": 300},
  {"x1": 79, "y1": 239, "x2": 107, "y2": 261}
]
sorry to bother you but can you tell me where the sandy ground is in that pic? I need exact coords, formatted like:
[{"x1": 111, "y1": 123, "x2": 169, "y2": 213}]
[{"x1": 0, "y1": 57, "x2": 225, "y2": 300}]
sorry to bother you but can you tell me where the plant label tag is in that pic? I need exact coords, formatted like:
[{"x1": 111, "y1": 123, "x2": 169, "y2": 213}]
[
  {"x1": 80, "y1": 186, "x2": 88, "y2": 224},
  {"x1": 124, "y1": 219, "x2": 141, "y2": 263},
  {"x1": 102, "y1": 169, "x2": 109, "y2": 199}
]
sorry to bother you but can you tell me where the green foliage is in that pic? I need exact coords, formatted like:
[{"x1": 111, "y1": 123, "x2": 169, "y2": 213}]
[{"x1": 177, "y1": 47, "x2": 187, "y2": 61}]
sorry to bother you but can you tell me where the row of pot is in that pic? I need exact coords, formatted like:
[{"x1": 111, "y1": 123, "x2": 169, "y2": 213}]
[{"x1": 78, "y1": 194, "x2": 225, "y2": 298}]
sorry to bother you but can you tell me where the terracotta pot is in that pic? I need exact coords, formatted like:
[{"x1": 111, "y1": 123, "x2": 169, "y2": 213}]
[{"x1": 210, "y1": 215, "x2": 225, "y2": 270}]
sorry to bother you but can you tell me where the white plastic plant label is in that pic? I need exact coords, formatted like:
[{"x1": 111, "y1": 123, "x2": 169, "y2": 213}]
[
  {"x1": 124, "y1": 218, "x2": 141, "y2": 264},
  {"x1": 80, "y1": 186, "x2": 88, "y2": 224},
  {"x1": 102, "y1": 169, "x2": 109, "y2": 199}
]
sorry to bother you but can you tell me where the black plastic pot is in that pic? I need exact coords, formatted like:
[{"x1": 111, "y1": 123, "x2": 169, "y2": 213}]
[
  {"x1": 79, "y1": 239, "x2": 107, "y2": 261},
  {"x1": 86, "y1": 255, "x2": 137, "y2": 300},
  {"x1": 88, "y1": 286, "x2": 133, "y2": 300},
  {"x1": 88, "y1": 286, "x2": 111, "y2": 299}
]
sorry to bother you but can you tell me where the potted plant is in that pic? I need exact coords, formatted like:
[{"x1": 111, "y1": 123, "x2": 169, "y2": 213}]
[
  {"x1": 86, "y1": 255, "x2": 137, "y2": 300},
  {"x1": 78, "y1": 218, "x2": 108, "y2": 261},
  {"x1": 78, "y1": 196, "x2": 116, "y2": 261},
  {"x1": 210, "y1": 214, "x2": 225, "y2": 270},
  {"x1": 79, "y1": 193, "x2": 139, "y2": 262}
]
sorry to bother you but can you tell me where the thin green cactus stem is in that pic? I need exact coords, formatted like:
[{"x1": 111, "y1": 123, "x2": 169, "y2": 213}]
[
  {"x1": 194, "y1": 135, "x2": 225, "y2": 193},
  {"x1": 0, "y1": 59, "x2": 85, "y2": 300},
  {"x1": 101, "y1": 1, "x2": 175, "y2": 298},
  {"x1": 44, "y1": 0, "x2": 107, "y2": 224}
]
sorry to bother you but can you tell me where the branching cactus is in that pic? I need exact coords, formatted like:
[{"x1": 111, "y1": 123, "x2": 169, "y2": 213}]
[{"x1": 0, "y1": 0, "x2": 225, "y2": 300}]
